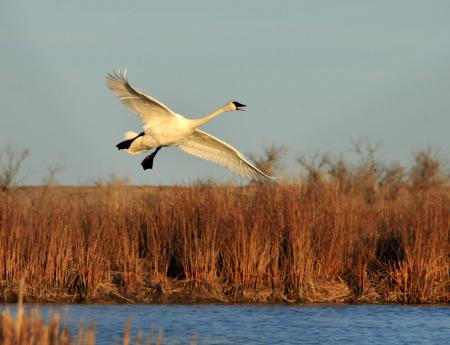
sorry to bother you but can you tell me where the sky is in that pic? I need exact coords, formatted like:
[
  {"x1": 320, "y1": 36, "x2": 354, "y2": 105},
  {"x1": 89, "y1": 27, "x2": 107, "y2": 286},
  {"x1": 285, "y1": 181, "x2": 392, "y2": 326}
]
[{"x1": 1, "y1": 0, "x2": 450, "y2": 185}]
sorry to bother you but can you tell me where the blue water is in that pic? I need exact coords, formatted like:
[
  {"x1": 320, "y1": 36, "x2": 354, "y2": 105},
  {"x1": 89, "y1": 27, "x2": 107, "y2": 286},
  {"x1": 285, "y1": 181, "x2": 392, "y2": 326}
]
[{"x1": 1, "y1": 304, "x2": 449, "y2": 344}]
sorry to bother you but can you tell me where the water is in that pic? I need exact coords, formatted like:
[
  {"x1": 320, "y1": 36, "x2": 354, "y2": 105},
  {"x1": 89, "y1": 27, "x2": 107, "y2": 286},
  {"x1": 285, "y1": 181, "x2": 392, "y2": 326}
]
[{"x1": 1, "y1": 304, "x2": 449, "y2": 344}]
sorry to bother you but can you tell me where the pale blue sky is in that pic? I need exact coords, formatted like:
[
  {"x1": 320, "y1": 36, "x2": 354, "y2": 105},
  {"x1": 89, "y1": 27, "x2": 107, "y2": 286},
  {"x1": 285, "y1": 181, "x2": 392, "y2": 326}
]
[{"x1": 1, "y1": 0, "x2": 450, "y2": 184}]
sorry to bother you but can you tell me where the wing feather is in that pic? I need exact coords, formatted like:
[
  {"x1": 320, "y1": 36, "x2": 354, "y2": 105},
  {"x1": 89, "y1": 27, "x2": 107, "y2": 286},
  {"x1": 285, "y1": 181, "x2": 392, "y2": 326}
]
[
  {"x1": 106, "y1": 69, "x2": 175, "y2": 126},
  {"x1": 177, "y1": 129, "x2": 277, "y2": 185}
]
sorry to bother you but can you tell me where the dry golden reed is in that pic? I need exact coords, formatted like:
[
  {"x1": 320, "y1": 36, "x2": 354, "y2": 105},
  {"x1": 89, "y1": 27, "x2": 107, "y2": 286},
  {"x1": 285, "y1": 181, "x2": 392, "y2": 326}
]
[
  {"x1": 0, "y1": 178, "x2": 449, "y2": 304},
  {"x1": 0, "y1": 303, "x2": 193, "y2": 345},
  {"x1": 0, "y1": 282, "x2": 195, "y2": 344}
]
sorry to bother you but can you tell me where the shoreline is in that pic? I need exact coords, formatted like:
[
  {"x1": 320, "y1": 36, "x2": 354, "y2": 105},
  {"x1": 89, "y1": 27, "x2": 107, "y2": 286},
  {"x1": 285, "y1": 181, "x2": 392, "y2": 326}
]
[
  {"x1": 2, "y1": 296, "x2": 449, "y2": 306},
  {"x1": 2, "y1": 281, "x2": 449, "y2": 305}
]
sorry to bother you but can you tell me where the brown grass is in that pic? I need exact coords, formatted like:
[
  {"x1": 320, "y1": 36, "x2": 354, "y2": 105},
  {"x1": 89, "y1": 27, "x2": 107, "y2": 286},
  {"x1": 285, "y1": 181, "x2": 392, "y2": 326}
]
[
  {"x1": 0, "y1": 299, "x2": 195, "y2": 345},
  {"x1": 0, "y1": 153, "x2": 449, "y2": 304}
]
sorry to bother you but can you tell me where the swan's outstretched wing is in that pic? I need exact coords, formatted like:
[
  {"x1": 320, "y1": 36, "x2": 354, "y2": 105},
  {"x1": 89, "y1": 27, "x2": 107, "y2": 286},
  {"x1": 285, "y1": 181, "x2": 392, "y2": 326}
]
[
  {"x1": 177, "y1": 129, "x2": 277, "y2": 185},
  {"x1": 106, "y1": 69, "x2": 175, "y2": 126}
]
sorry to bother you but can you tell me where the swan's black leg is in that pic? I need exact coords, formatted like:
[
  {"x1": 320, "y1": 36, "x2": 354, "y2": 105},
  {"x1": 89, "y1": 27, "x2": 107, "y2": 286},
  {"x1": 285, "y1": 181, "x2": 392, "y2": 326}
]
[
  {"x1": 141, "y1": 146, "x2": 162, "y2": 170},
  {"x1": 116, "y1": 132, "x2": 145, "y2": 150}
]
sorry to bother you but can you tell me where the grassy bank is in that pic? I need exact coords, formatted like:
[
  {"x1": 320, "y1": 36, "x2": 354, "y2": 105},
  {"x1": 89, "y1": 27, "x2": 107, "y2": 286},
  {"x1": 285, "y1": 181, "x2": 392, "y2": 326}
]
[{"x1": 1, "y1": 174, "x2": 449, "y2": 304}]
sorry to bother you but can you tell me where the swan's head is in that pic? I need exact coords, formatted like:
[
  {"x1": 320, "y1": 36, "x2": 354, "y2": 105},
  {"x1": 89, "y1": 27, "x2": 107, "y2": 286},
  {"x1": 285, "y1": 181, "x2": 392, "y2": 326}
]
[{"x1": 225, "y1": 101, "x2": 246, "y2": 112}]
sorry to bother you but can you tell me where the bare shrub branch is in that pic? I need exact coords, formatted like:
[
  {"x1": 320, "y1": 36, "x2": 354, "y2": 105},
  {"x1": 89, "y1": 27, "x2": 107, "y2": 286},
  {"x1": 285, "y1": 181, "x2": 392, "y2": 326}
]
[
  {"x1": 0, "y1": 144, "x2": 29, "y2": 190},
  {"x1": 42, "y1": 159, "x2": 65, "y2": 187},
  {"x1": 297, "y1": 151, "x2": 330, "y2": 183},
  {"x1": 250, "y1": 144, "x2": 287, "y2": 176}
]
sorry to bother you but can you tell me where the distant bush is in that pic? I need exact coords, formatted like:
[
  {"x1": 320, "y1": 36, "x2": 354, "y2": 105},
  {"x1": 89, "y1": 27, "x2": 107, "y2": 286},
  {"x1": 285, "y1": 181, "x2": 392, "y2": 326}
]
[{"x1": 0, "y1": 144, "x2": 29, "y2": 191}]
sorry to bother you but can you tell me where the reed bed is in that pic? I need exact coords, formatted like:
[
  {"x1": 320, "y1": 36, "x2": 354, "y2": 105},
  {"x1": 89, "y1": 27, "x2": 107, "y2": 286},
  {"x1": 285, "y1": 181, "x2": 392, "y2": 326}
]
[{"x1": 0, "y1": 176, "x2": 449, "y2": 304}]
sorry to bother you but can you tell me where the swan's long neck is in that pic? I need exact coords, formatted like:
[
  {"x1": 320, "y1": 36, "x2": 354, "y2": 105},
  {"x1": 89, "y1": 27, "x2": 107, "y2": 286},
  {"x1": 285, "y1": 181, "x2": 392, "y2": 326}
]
[{"x1": 189, "y1": 107, "x2": 227, "y2": 128}]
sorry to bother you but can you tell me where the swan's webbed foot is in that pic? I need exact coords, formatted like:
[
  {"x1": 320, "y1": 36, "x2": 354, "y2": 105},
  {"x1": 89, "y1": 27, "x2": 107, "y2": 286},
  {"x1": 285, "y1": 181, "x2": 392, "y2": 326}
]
[
  {"x1": 141, "y1": 146, "x2": 162, "y2": 170},
  {"x1": 141, "y1": 154, "x2": 155, "y2": 170},
  {"x1": 116, "y1": 138, "x2": 133, "y2": 150}
]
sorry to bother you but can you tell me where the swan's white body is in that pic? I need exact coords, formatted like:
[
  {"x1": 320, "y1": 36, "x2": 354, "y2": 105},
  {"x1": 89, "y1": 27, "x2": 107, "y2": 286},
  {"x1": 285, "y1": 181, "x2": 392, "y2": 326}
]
[{"x1": 107, "y1": 69, "x2": 276, "y2": 185}]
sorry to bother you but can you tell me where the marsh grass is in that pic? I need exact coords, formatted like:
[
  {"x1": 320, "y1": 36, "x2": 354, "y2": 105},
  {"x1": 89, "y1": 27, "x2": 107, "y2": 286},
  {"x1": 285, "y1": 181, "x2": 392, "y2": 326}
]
[
  {"x1": 0, "y1": 303, "x2": 196, "y2": 345},
  {"x1": 0, "y1": 152, "x2": 449, "y2": 304},
  {"x1": 0, "y1": 283, "x2": 196, "y2": 344}
]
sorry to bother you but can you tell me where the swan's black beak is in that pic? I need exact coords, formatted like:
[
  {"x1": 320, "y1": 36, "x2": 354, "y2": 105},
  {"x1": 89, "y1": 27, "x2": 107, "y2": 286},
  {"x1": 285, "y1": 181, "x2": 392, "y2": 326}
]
[{"x1": 232, "y1": 101, "x2": 246, "y2": 111}]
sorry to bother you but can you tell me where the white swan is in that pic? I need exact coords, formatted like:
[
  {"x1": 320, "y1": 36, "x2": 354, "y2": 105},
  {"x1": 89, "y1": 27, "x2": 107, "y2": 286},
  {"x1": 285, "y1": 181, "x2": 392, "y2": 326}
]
[{"x1": 106, "y1": 69, "x2": 276, "y2": 185}]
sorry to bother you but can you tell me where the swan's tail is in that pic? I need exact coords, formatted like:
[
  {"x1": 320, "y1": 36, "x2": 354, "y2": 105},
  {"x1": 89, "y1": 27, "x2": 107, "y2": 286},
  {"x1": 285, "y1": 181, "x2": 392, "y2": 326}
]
[
  {"x1": 124, "y1": 131, "x2": 140, "y2": 140},
  {"x1": 116, "y1": 131, "x2": 146, "y2": 154}
]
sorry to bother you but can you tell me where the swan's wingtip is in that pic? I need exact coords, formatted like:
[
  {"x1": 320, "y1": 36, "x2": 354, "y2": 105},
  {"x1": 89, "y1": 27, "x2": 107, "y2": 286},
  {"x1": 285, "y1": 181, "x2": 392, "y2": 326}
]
[
  {"x1": 268, "y1": 176, "x2": 280, "y2": 186},
  {"x1": 107, "y1": 68, "x2": 128, "y2": 80},
  {"x1": 257, "y1": 175, "x2": 279, "y2": 186}
]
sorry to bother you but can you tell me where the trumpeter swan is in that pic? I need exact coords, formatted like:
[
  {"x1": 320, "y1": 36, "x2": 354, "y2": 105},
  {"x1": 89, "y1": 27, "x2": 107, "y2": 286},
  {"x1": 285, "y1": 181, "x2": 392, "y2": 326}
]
[{"x1": 106, "y1": 69, "x2": 277, "y2": 185}]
